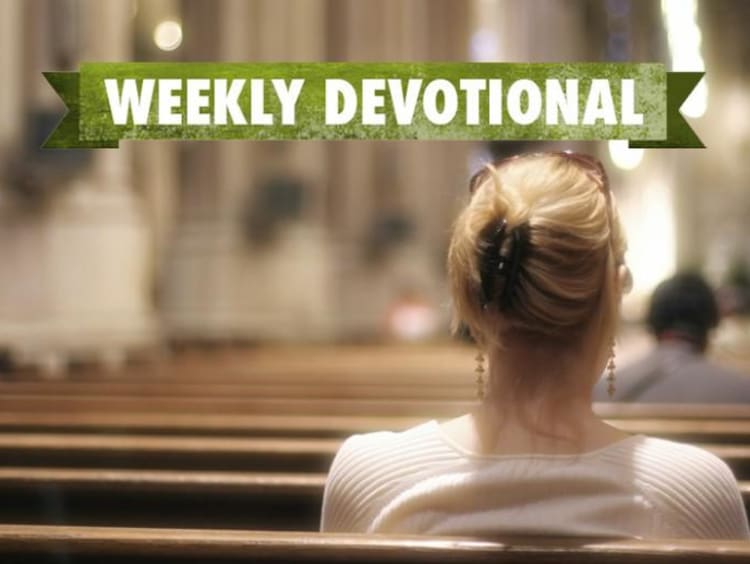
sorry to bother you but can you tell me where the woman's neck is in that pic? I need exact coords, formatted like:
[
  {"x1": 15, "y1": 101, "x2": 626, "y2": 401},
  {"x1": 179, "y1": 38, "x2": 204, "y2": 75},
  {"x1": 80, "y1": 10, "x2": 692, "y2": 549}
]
[
  {"x1": 487, "y1": 341, "x2": 595, "y2": 400},
  {"x1": 473, "y1": 347, "x2": 624, "y2": 451}
]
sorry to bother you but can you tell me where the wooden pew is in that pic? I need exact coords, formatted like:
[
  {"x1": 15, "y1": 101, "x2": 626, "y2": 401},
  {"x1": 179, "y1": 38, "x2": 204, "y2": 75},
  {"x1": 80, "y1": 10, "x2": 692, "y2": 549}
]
[
  {"x1": 0, "y1": 412, "x2": 423, "y2": 437},
  {"x1": 3, "y1": 393, "x2": 750, "y2": 422},
  {"x1": 0, "y1": 524, "x2": 748, "y2": 564},
  {"x1": 0, "y1": 380, "x2": 474, "y2": 401},
  {"x1": 0, "y1": 394, "x2": 471, "y2": 417},
  {"x1": 3, "y1": 411, "x2": 750, "y2": 443},
  {"x1": 0, "y1": 433, "x2": 339, "y2": 472},
  {"x1": 3, "y1": 433, "x2": 750, "y2": 479},
  {"x1": 1, "y1": 467, "x2": 749, "y2": 530},
  {"x1": 6, "y1": 371, "x2": 750, "y2": 414},
  {"x1": 8, "y1": 344, "x2": 477, "y2": 386},
  {"x1": 0, "y1": 468, "x2": 324, "y2": 530},
  {"x1": 3, "y1": 392, "x2": 750, "y2": 420}
]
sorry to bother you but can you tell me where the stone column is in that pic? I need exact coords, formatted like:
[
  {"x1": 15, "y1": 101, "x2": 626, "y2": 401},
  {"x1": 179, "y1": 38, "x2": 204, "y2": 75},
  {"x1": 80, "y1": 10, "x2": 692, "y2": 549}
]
[
  {"x1": 85, "y1": 0, "x2": 133, "y2": 190},
  {"x1": 162, "y1": 0, "x2": 335, "y2": 341},
  {"x1": 0, "y1": 0, "x2": 22, "y2": 151},
  {"x1": 32, "y1": 0, "x2": 159, "y2": 373},
  {"x1": 0, "y1": 1, "x2": 44, "y2": 365},
  {"x1": 159, "y1": 0, "x2": 223, "y2": 339},
  {"x1": 229, "y1": 0, "x2": 333, "y2": 340}
]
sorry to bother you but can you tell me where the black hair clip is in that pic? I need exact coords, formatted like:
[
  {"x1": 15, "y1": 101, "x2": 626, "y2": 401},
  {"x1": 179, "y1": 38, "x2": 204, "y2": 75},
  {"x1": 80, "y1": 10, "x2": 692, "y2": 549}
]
[
  {"x1": 495, "y1": 219, "x2": 509, "y2": 275},
  {"x1": 480, "y1": 219, "x2": 506, "y2": 309},
  {"x1": 479, "y1": 219, "x2": 528, "y2": 310},
  {"x1": 500, "y1": 225, "x2": 528, "y2": 308}
]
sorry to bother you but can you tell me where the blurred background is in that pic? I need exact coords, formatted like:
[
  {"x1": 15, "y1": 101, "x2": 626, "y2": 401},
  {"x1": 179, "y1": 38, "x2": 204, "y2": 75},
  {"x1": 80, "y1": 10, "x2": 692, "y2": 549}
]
[{"x1": 0, "y1": 0, "x2": 748, "y2": 377}]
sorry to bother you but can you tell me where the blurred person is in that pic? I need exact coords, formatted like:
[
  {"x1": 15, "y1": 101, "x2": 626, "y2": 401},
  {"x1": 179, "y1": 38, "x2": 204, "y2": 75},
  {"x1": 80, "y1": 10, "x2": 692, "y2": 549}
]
[
  {"x1": 383, "y1": 287, "x2": 439, "y2": 342},
  {"x1": 321, "y1": 153, "x2": 749, "y2": 539},
  {"x1": 594, "y1": 273, "x2": 750, "y2": 403}
]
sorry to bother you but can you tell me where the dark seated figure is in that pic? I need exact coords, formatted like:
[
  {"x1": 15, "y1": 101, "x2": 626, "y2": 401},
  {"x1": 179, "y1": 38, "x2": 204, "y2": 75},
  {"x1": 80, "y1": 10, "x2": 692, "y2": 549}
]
[{"x1": 595, "y1": 273, "x2": 750, "y2": 403}]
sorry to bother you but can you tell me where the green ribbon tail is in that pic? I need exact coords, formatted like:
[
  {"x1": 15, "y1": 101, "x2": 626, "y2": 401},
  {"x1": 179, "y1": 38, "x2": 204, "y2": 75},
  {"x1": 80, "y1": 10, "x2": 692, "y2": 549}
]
[
  {"x1": 42, "y1": 72, "x2": 118, "y2": 149},
  {"x1": 630, "y1": 72, "x2": 705, "y2": 149}
]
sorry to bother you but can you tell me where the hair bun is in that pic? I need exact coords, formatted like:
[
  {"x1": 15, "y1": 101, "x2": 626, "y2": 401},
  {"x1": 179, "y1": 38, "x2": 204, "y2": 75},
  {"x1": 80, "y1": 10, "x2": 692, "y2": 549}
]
[{"x1": 448, "y1": 152, "x2": 627, "y2": 348}]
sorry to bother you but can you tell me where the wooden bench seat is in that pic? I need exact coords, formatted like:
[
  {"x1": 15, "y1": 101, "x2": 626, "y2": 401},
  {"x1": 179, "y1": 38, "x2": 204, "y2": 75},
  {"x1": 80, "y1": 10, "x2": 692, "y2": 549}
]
[
  {"x1": 0, "y1": 412, "x2": 424, "y2": 437},
  {"x1": 0, "y1": 394, "x2": 473, "y2": 418},
  {"x1": 4, "y1": 394, "x2": 750, "y2": 426},
  {"x1": 0, "y1": 467, "x2": 327, "y2": 495},
  {"x1": 3, "y1": 392, "x2": 750, "y2": 419},
  {"x1": 0, "y1": 524, "x2": 748, "y2": 564},
  {"x1": 2, "y1": 433, "x2": 750, "y2": 477},
  {"x1": 0, "y1": 433, "x2": 339, "y2": 472},
  {"x1": 3, "y1": 373, "x2": 750, "y2": 422},
  {"x1": 0, "y1": 468, "x2": 325, "y2": 530},
  {"x1": 6, "y1": 373, "x2": 750, "y2": 417},
  {"x1": 0, "y1": 380, "x2": 474, "y2": 401},
  {"x1": 2, "y1": 411, "x2": 750, "y2": 443},
  {"x1": 0, "y1": 467, "x2": 748, "y2": 530}
]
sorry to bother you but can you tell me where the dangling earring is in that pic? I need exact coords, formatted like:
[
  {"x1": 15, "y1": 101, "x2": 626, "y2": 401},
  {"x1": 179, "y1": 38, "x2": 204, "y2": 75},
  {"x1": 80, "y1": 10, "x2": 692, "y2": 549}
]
[
  {"x1": 607, "y1": 340, "x2": 616, "y2": 399},
  {"x1": 475, "y1": 350, "x2": 486, "y2": 400}
]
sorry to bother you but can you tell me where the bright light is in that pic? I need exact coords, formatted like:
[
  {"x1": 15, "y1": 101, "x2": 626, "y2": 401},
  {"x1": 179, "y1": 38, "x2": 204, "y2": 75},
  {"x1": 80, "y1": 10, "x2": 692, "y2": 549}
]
[
  {"x1": 681, "y1": 78, "x2": 708, "y2": 118},
  {"x1": 721, "y1": 86, "x2": 750, "y2": 141},
  {"x1": 387, "y1": 304, "x2": 438, "y2": 342},
  {"x1": 153, "y1": 20, "x2": 182, "y2": 52},
  {"x1": 469, "y1": 29, "x2": 498, "y2": 62},
  {"x1": 623, "y1": 177, "x2": 676, "y2": 296},
  {"x1": 608, "y1": 140, "x2": 644, "y2": 170},
  {"x1": 661, "y1": 0, "x2": 706, "y2": 117}
]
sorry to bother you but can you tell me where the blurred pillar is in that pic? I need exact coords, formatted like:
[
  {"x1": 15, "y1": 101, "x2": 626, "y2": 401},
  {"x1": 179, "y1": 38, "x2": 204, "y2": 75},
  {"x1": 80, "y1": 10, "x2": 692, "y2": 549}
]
[
  {"x1": 137, "y1": 141, "x2": 178, "y2": 285},
  {"x1": 328, "y1": 0, "x2": 381, "y2": 336},
  {"x1": 491, "y1": 0, "x2": 591, "y2": 62},
  {"x1": 19, "y1": 0, "x2": 160, "y2": 373},
  {"x1": 85, "y1": 0, "x2": 133, "y2": 191},
  {"x1": 330, "y1": 0, "x2": 472, "y2": 338},
  {"x1": 0, "y1": 0, "x2": 22, "y2": 151},
  {"x1": 217, "y1": 0, "x2": 254, "y2": 218},
  {"x1": 390, "y1": 0, "x2": 460, "y2": 317},
  {"x1": 162, "y1": 0, "x2": 333, "y2": 341},
  {"x1": 210, "y1": 0, "x2": 255, "y2": 337},
  {"x1": 243, "y1": 0, "x2": 333, "y2": 339},
  {"x1": 286, "y1": 0, "x2": 327, "y2": 224},
  {"x1": 0, "y1": 1, "x2": 48, "y2": 368},
  {"x1": 160, "y1": 0, "x2": 223, "y2": 339}
]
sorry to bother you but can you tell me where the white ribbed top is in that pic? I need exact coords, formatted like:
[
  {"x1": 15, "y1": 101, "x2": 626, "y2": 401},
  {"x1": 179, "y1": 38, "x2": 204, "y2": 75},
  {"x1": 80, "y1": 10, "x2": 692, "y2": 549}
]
[{"x1": 320, "y1": 420, "x2": 750, "y2": 539}]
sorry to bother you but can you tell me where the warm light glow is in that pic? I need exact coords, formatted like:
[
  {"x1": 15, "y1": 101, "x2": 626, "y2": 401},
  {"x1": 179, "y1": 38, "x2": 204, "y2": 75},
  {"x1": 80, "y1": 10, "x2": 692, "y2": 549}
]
[
  {"x1": 153, "y1": 20, "x2": 182, "y2": 52},
  {"x1": 469, "y1": 0, "x2": 500, "y2": 61},
  {"x1": 608, "y1": 140, "x2": 644, "y2": 170},
  {"x1": 681, "y1": 78, "x2": 708, "y2": 119},
  {"x1": 469, "y1": 29, "x2": 498, "y2": 62},
  {"x1": 721, "y1": 86, "x2": 750, "y2": 141},
  {"x1": 623, "y1": 177, "x2": 676, "y2": 297},
  {"x1": 661, "y1": 0, "x2": 706, "y2": 117}
]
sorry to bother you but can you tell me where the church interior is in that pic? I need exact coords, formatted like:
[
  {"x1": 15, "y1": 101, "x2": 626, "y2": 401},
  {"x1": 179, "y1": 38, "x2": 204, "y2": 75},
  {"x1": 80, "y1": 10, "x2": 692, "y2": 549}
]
[{"x1": 1, "y1": 0, "x2": 750, "y2": 561}]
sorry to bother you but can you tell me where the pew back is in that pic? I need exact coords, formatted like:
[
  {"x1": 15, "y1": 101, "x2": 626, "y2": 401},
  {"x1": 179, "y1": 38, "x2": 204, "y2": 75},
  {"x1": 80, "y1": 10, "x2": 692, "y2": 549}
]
[{"x1": 1, "y1": 525, "x2": 749, "y2": 564}]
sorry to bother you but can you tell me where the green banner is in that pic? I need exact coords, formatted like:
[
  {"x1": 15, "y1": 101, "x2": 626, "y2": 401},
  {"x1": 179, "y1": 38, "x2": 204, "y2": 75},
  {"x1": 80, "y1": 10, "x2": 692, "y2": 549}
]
[{"x1": 42, "y1": 62, "x2": 703, "y2": 148}]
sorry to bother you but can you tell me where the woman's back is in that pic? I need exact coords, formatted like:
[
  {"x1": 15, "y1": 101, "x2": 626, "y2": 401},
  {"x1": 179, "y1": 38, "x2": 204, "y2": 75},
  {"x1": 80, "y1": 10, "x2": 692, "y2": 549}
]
[
  {"x1": 321, "y1": 421, "x2": 749, "y2": 539},
  {"x1": 321, "y1": 152, "x2": 749, "y2": 540}
]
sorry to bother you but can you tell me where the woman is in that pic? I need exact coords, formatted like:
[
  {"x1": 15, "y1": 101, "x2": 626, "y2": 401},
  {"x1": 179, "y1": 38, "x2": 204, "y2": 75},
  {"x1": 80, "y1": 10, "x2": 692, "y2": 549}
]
[{"x1": 320, "y1": 152, "x2": 749, "y2": 539}]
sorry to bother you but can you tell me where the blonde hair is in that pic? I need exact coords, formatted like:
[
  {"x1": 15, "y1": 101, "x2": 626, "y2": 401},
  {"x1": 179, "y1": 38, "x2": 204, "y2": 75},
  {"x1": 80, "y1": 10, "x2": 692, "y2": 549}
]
[{"x1": 448, "y1": 153, "x2": 627, "y2": 351}]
